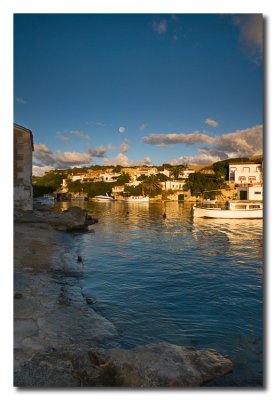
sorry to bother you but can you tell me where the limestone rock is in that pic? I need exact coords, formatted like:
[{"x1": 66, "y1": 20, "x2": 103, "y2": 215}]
[
  {"x1": 88, "y1": 342, "x2": 233, "y2": 387},
  {"x1": 14, "y1": 206, "x2": 92, "y2": 231}
]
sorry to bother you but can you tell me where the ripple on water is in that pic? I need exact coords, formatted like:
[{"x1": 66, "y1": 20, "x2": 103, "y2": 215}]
[{"x1": 55, "y1": 201, "x2": 263, "y2": 386}]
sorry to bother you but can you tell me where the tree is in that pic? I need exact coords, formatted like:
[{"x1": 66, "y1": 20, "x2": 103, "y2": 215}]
[
  {"x1": 169, "y1": 165, "x2": 187, "y2": 180},
  {"x1": 112, "y1": 165, "x2": 122, "y2": 173},
  {"x1": 186, "y1": 172, "x2": 220, "y2": 198},
  {"x1": 116, "y1": 172, "x2": 131, "y2": 185},
  {"x1": 141, "y1": 175, "x2": 162, "y2": 196}
]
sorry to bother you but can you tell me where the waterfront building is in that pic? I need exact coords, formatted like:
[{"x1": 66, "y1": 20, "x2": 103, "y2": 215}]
[
  {"x1": 229, "y1": 162, "x2": 262, "y2": 185},
  {"x1": 237, "y1": 185, "x2": 263, "y2": 201},
  {"x1": 161, "y1": 180, "x2": 187, "y2": 191},
  {"x1": 14, "y1": 123, "x2": 34, "y2": 210}
]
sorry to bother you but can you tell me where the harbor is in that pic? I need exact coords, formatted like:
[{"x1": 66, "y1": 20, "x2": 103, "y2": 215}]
[{"x1": 12, "y1": 13, "x2": 265, "y2": 389}]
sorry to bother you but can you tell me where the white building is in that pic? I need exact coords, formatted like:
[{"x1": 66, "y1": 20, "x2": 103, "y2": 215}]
[
  {"x1": 135, "y1": 167, "x2": 158, "y2": 179},
  {"x1": 237, "y1": 186, "x2": 263, "y2": 201},
  {"x1": 229, "y1": 163, "x2": 262, "y2": 185},
  {"x1": 179, "y1": 170, "x2": 195, "y2": 179},
  {"x1": 99, "y1": 172, "x2": 121, "y2": 182},
  {"x1": 161, "y1": 180, "x2": 187, "y2": 191},
  {"x1": 125, "y1": 180, "x2": 141, "y2": 187},
  {"x1": 70, "y1": 173, "x2": 87, "y2": 182},
  {"x1": 112, "y1": 185, "x2": 125, "y2": 193}
]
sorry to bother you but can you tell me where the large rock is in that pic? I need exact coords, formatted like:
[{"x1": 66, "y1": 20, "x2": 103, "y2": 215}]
[
  {"x1": 14, "y1": 207, "x2": 90, "y2": 231},
  {"x1": 88, "y1": 342, "x2": 233, "y2": 387},
  {"x1": 14, "y1": 343, "x2": 233, "y2": 387},
  {"x1": 47, "y1": 207, "x2": 88, "y2": 231}
]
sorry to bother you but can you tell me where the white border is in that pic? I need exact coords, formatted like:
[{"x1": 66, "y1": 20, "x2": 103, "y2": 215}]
[{"x1": 1, "y1": 1, "x2": 275, "y2": 398}]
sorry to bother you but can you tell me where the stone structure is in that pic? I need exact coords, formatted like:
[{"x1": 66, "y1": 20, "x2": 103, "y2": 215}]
[{"x1": 14, "y1": 123, "x2": 34, "y2": 210}]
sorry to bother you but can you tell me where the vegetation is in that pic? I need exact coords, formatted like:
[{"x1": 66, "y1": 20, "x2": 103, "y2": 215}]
[
  {"x1": 185, "y1": 172, "x2": 222, "y2": 198},
  {"x1": 32, "y1": 170, "x2": 67, "y2": 197},
  {"x1": 115, "y1": 172, "x2": 131, "y2": 185},
  {"x1": 32, "y1": 156, "x2": 262, "y2": 200},
  {"x1": 169, "y1": 164, "x2": 188, "y2": 179},
  {"x1": 66, "y1": 180, "x2": 114, "y2": 198}
]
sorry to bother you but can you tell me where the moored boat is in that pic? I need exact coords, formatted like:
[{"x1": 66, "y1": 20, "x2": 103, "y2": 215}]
[
  {"x1": 94, "y1": 192, "x2": 116, "y2": 201},
  {"x1": 124, "y1": 195, "x2": 149, "y2": 203},
  {"x1": 34, "y1": 194, "x2": 55, "y2": 206},
  {"x1": 193, "y1": 201, "x2": 263, "y2": 219}
]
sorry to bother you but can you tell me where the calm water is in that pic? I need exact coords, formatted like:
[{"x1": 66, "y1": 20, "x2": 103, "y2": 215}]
[{"x1": 56, "y1": 201, "x2": 263, "y2": 386}]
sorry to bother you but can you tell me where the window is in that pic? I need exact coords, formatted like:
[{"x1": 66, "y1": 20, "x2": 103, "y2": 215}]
[
  {"x1": 249, "y1": 205, "x2": 261, "y2": 209},
  {"x1": 234, "y1": 204, "x2": 247, "y2": 210},
  {"x1": 239, "y1": 176, "x2": 246, "y2": 181},
  {"x1": 243, "y1": 167, "x2": 250, "y2": 173},
  {"x1": 254, "y1": 191, "x2": 262, "y2": 195},
  {"x1": 249, "y1": 176, "x2": 256, "y2": 181}
]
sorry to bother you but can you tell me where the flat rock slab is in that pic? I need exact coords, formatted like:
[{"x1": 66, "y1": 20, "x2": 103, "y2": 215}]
[
  {"x1": 14, "y1": 342, "x2": 233, "y2": 387},
  {"x1": 14, "y1": 206, "x2": 90, "y2": 231},
  {"x1": 88, "y1": 342, "x2": 233, "y2": 387}
]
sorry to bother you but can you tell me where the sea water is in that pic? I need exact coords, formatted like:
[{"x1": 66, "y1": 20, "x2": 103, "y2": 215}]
[{"x1": 56, "y1": 201, "x2": 263, "y2": 386}]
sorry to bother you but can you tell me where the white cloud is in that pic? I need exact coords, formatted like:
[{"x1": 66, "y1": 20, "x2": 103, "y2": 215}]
[
  {"x1": 139, "y1": 123, "x2": 147, "y2": 131},
  {"x1": 118, "y1": 126, "x2": 126, "y2": 133},
  {"x1": 32, "y1": 165, "x2": 54, "y2": 176},
  {"x1": 120, "y1": 140, "x2": 129, "y2": 153},
  {"x1": 103, "y1": 153, "x2": 153, "y2": 167},
  {"x1": 57, "y1": 133, "x2": 71, "y2": 143},
  {"x1": 136, "y1": 156, "x2": 152, "y2": 166},
  {"x1": 33, "y1": 143, "x2": 93, "y2": 169},
  {"x1": 144, "y1": 125, "x2": 263, "y2": 163},
  {"x1": 205, "y1": 118, "x2": 218, "y2": 128},
  {"x1": 232, "y1": 14, "x2": 263, "y2": 64},
  {"x1": 34, "y1": 143, "x2": 52, "y2": 153},
  {"x1": 143, "y1": 132, "x2": 213, "y2": 145},
  {"x1": 152, "y1": 19, "x2": 168, "y2": 34},
  {"x1": 69, "y1": 130, "x2": 91, "y2": 141},
  {"x1": 15, "y1": 97, "x2": 27, "y2": 104},
  {"x1": 88, "y1": 146, "x2": 107, "y2": 157},
  {"x1": 103, "y1": 153, "x2": 131, "y2": 167},
  {"x1": 170, "y1": 148, "x2": 228, "y2": 166}
]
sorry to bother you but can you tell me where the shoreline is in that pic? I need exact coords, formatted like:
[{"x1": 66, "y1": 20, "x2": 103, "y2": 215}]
[{"x1": 14, "y1": 207, "x2": 233, "y2": 387}]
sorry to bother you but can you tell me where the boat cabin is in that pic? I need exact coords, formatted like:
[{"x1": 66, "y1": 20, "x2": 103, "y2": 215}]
[{"x1": 227, "y1": 201, "x2": 262, "y2": 211}]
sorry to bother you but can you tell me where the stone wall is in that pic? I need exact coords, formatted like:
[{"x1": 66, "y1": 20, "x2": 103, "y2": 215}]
[{"x1": 14, "y1": 123, "x2": 34, "y2": 210}]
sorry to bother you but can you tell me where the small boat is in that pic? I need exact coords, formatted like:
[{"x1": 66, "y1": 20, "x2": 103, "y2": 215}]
[
  {"x1": 94, "y1": 192, "x2": 116, "y2": 201},
  {"x1": 72, "y1": 196, "x2": 88, "y2": 201},
  {"x1": 193, "y1": 201, "x2": 263, "y2": 219},
  {"x1": 124, "y1": 195, "x2": 149, "y2": 203},
  {"x1": 34, "y1": 194, "x2": 55, "y2": 206}
]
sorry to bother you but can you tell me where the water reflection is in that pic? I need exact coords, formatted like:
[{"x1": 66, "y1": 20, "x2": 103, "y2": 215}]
[{"x1": 54, "y1": 200, "x2": 263, "y2": 386}]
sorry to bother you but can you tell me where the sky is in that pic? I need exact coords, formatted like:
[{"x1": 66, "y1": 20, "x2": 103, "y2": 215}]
[{"x1": 14, "y1": 13, "x2": 263, "y2": 175}]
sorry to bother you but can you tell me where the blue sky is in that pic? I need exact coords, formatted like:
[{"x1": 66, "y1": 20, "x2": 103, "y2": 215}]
[{"x1": 14, "y1": 14, "x2": 263, "y2": 175}]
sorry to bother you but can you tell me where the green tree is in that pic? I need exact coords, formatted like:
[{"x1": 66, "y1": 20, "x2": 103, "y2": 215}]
[
  {"x1": 169, "y1": 165, "x2": 187, "y2": 180},
  {"x1": 112, "y1": 165, "x2": 122, "y2": 173},
  {"x1": 141, "y1": 175, "x2": 162, "y2": 197},
  {"x1": 116, "y1": 172, "x2": 131, "y2": 185},
  {"x1": 186, "y1": 172, "x2": 220, "y2": 198}
]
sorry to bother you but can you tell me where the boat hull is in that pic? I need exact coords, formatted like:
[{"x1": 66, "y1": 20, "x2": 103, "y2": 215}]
[
  {"x1": 193, "y1": 206, "x2": 263, "y2": 219},
  {"x1": 94, "y1": 196, "x2": 115, "y2": 201},
  {"x1": 124, "y1": 196, "x2": 149, "y2": 203}
]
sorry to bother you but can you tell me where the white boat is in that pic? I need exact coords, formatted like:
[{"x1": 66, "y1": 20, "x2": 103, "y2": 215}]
[
  {"x1": 193, "y1": 201, "x2": 263, "y2": 219},
  {"x1": 94, "y1": 193, "x2": 116, "y2": 201},
  {"x1": 124, "y1": 196, "x2": 149, "y2": 203},
  {"x1": 34, "y1": 194, "x2": 55, "y2": 206}
]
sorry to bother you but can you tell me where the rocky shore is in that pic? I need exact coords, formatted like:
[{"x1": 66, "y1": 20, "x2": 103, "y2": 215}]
[{"x1": 14, "y1": 206, "x2": 233, "y2": 387}]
